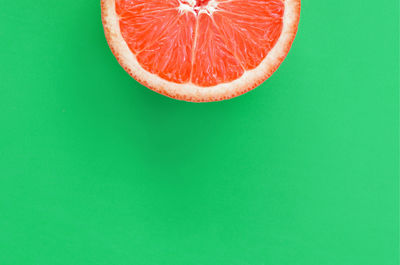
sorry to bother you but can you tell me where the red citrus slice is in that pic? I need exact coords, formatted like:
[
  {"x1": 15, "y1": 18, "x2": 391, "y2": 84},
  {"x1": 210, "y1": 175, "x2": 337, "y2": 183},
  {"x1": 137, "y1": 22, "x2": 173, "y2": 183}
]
[{"x1": 101, "y1": 0, "x2": 300, "y2": 102}]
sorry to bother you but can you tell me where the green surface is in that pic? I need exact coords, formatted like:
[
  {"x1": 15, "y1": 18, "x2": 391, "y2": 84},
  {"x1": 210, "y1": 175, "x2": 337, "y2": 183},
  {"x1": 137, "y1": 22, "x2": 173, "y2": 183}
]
[{"x1": 0, "y1": 1, "x2": 399, "y2": 265}]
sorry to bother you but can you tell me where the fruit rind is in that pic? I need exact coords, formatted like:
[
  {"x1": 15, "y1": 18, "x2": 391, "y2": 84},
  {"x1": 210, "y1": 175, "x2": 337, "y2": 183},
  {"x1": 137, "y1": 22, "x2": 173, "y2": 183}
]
[{"x1": 101, "y1": 0, "x2": 301, "y2": 102}]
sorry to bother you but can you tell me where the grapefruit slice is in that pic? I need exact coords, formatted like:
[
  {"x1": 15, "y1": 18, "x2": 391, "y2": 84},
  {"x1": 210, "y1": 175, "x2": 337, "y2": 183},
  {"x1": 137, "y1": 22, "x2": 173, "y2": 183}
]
[{"x1": 101, "y1": 0, "x2": 300, "y2": 102}]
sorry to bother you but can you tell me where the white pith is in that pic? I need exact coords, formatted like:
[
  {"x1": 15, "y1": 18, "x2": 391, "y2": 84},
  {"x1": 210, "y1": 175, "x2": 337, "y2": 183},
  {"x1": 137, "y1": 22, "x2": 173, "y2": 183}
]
[{"x1": 102, "y1": 0, "x2": 300, "y2": 101}]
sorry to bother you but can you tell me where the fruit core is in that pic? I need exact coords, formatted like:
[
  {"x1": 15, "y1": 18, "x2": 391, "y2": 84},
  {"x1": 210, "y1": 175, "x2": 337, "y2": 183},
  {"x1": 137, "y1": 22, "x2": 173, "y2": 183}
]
[
  {"x1": 179, "y1": 0, "x2": 216, "y2": 15},
  {"x1": 195, "y1": 0, "x2": 210, "y2": 7}
]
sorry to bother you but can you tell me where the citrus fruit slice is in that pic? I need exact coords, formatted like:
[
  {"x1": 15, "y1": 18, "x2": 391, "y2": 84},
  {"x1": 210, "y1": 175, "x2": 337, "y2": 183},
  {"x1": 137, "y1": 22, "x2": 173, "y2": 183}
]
[{"x1": 101, "y1": 0, "x2": 300, "y2": 102}]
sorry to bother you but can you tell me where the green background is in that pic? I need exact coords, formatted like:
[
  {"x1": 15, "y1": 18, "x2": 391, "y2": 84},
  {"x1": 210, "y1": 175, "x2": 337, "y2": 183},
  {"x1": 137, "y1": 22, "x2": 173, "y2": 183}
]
[{"x1": 0, "y1": 0, "x2": 398, "y2": 264}]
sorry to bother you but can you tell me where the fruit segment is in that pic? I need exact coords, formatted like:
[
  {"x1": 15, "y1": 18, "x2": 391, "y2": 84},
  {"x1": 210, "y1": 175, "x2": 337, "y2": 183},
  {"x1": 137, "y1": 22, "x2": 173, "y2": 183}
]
[
  {"x1": 137, "y1": 12, "x2": 196, "y2": 83},
  {"x1": 117, "y1": 0, "x2": 180, "y2": 53},
  {"x1": 214, "y1": 0, "x2": 284, "y2": 70},
  {"x1": 191, "y1": 13, "x2": 244, "y2": 86}
]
